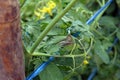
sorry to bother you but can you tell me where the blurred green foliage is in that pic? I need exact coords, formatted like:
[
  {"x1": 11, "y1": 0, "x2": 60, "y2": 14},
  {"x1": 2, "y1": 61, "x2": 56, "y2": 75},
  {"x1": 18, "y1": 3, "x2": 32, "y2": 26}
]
[{"x1": 19, "y1": 0, "x2": 120, "y2": 80}]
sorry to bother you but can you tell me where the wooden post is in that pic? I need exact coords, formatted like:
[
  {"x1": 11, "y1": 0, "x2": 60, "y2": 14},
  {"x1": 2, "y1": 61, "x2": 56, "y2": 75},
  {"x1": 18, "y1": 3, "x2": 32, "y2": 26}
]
[{"x1": 0, "y1": 0, "x2": 25, "y2": 80}]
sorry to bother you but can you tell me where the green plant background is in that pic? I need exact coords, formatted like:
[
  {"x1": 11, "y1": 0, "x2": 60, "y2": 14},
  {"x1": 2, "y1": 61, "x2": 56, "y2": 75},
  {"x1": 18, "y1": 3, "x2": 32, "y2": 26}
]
[{"x1": 20, "y1": 0, "x2": 120, "y2": 80}]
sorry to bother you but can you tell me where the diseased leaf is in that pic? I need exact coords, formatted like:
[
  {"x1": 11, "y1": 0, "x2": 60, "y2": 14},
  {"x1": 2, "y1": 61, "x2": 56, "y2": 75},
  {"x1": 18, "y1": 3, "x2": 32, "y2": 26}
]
[
  {"x1": 48, "y1": 36, "x2": 66, "y2": 44},
  {"x1": 94, "y1": 40, "x2": 110, "y2": 64}
]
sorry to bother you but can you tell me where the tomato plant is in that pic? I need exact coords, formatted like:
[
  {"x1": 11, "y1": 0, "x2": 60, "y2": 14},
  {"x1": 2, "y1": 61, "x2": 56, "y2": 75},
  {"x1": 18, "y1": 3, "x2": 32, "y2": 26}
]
[{"x1": 20, "y1": 0, "x2": 120, "y2": 80}]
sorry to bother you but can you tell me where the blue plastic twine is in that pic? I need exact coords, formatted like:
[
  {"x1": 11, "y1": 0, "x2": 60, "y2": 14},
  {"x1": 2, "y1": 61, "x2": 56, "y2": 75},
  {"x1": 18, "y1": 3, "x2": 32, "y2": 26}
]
[
  {"x1": 87, "y1": 68, "x2": 98, "y2": 80},
  {"x1": 73, "y1": 0, "x2": 113, "y2": 37},
  {"x1": 26, "y1": 56, "x2": 54, "y2": 80},
  {"x1": 86, "y1": 0, "x2": 113, "y2": 25},
  {"x1": 107, "y1": 37, "x2": 119, "y2": 53},
  {"x1": 26, "y1": 0, "x2": 115, "y2": 80}
]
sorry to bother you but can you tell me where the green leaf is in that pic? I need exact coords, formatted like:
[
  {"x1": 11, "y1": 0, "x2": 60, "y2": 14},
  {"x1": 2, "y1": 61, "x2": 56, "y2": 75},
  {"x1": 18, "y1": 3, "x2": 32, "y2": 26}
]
[
  {"x1": 116, "y1": 0, "x2": 120, "y2": 8},
  {"x1": 115, "y1": 70, "x2": 120, "y2": 79},
  {"x1": 99, "y1": 16, "x2": 117, "y2": 29},
  {"x1": 46, "y1": 44, "x2": 60, "y2": 54},
  {"x1": 94, "y1": 54, "x2": 103, "y2": 67},
  {"x1": 102, "y1": 40, "x2": 112, "y2": 50},
  {"x1": 39, "y1": 63, "x2": 63, "y2": 80},
  {"x1": 117, "y1": 31, "x2": 120, "y2": 40},
  {"x1": 94, "y1": 40, "x2": 110, "y2": 64},
  {"x1": 62, "y1": 16, "x2": 73, "y2": 22},
  {"x1": 48, "y1": 28, "x2": 65, "y2": 35}
]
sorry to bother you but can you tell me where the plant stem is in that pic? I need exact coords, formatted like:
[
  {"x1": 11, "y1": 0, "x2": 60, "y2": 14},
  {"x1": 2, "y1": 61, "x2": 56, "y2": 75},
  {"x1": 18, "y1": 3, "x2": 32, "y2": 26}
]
[
  {"x1": 72, "y1": 56, "x2": 76, "y2": 69},
  {"x1": 108, "y1": 29, "x2": 118, "y2": 37},
  {"x1": 97, "y1": 0, "x2": 103, "y2": 7},
  {"x1": 102, "y1": 0, "x2": 105, "y2": 5},
  {"x1": 92, "y1": 28, "x2": 108, "y2": 40},
  {"x1": 112, "y1": 46, "x2": 117, "y2": 64},
  {"x1": 32, "y1": 52, "x2": 84, "y2": 58},
  {"x1": 29, "y1": 0, "x2": 77, "y2": 53},
  {"x1": 86, "y1": 38, "x2": 93, "y2": 54},
  {"x1": 70, "y1": 43, "x2": 76, "y2": 55}
]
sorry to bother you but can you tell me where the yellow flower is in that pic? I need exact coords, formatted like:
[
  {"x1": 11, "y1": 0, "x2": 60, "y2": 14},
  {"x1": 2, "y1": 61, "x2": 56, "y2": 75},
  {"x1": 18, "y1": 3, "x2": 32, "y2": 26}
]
[
  {"x1": 83, "y1": 60, "x2": 89, "y2": 65},
  {"x1": 47, "y1": 1, "x2": 56, "y2": 9},
  {"x1": 38, "y1": 7, "x2": 53, "y2": 16},
  {"x1": 34, "y1": 0, "x2": 56, "y2": 19},
  {"x1": 34, "y1": 10, "x2": 45, "y2": 19}
]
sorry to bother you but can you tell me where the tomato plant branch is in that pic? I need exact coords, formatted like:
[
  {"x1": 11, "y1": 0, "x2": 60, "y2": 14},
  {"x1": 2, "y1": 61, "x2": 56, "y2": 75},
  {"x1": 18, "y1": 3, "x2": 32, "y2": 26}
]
[
  {"x1": 102, "y1": 0, "x2": 105, "y2": 5},
  {"x1": 97, "y1": 0, "x2": 103, "y2": 7},
  {"x1": 112, "y1": 46, "x2": 117, "y2": 64},
  {"x1": 78, "y1": 39, "x2": 87, "y2": 54},
  {"x1": 31, "y1": 52, "x2": 84, "y2": 58},
  {"x1": 72, "y1": 63, "x2": 83, "y2": 72},
  {"x1": 92, "y1": 28, "x2": 108, "y2": 40},
  {"x1": 70, "y1": 43, "x2": 77, "y2": 55},
  {"x1": 30, "y1": 0, "x2": 78, "y2": 54},
  {"x1": 72, "y1": 56, "x2": 76, "y2": 70},
  {"x1": 86, "y1": 38, "x2": 93, "y2": 54},
  {"x1": 108, "y1": 28, "x2": 118, "y2": 37}
]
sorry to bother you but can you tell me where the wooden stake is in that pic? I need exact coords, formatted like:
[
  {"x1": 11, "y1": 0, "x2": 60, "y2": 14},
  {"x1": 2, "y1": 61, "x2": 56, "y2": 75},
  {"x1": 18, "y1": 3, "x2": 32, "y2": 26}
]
[{"x1": 0, "y1": 0, "x2": 25, "y2": 80}]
